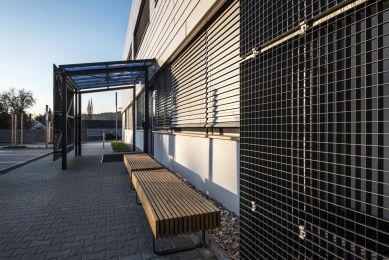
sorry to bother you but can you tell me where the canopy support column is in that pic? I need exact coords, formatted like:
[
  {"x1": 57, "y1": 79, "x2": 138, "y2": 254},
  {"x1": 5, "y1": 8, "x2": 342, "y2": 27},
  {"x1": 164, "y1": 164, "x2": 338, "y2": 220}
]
[
  {"x1": 133, "y1": 87, "x2": 136, "y2": 151},
  {"x1": 144, "y1": 69, "x2": 149, "y2": 154},
  {"x1": 61, "y1": 75, "x2": 67, "y2": 170},
  {"x1": 78, "y1": 93, "x2": 82, "y2": 156}
]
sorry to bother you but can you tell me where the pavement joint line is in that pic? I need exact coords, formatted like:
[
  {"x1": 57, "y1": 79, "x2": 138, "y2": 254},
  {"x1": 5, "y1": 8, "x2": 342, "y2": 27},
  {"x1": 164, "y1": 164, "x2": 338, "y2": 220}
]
[{"x1": 0, "y1": 151, "x2": 53, "y2": 174}]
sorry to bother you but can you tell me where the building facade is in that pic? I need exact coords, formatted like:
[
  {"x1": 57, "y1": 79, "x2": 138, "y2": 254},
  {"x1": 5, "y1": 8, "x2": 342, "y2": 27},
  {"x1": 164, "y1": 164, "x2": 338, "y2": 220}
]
[
  {"x1": 123, "y1": 0, "x2": 389, "y2": 259},
  {"x1": 121, "y1": 0, "x2": 240, "y2": 214}
]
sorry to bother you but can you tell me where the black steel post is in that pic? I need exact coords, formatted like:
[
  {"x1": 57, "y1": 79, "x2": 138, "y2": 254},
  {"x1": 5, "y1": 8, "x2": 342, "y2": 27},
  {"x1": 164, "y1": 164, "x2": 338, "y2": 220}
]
[
  {"x1": 74, "y1": 90, "x2": 78, "y2": 157},
  {"x1": 144, "y1": 69, "x2": 149, "y2": 154},
  {"x1": 78, "y1": 93, "x2": 82, "y2": 156},
  {"x1": 61, "y1": 75, "x2": 67, "y2": 170},
  {"x1": 133, "y1": 87, "x2": 136, "y2": 151}
]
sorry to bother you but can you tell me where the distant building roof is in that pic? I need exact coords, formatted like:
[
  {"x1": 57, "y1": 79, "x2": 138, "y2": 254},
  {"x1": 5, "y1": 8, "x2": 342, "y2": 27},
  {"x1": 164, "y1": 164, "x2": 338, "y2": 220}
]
[{"x1": 29, "y1": 122, "x2": 46, "y2": 129}]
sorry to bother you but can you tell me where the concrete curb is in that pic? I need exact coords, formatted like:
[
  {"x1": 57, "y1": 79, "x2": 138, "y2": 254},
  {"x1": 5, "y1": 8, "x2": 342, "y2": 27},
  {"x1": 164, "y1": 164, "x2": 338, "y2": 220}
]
[
  {"x1": 205, "y1": 232, "x2": 232, "y2": 260},
  {"x1": 0, "y1": 151, "x2": 53, "y2": 174}
]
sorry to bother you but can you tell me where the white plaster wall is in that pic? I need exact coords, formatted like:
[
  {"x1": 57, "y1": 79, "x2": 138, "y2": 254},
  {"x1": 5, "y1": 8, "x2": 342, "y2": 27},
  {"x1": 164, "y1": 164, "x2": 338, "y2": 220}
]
[{"x1": 153, "y1": 132, "x2": 240, "y2": 215}]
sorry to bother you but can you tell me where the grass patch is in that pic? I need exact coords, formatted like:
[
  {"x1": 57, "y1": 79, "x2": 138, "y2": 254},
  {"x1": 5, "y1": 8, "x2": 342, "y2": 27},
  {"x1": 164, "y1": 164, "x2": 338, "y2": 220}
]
[{"x1": 111, "y1": 141, "x2": 132, "y2": 152}]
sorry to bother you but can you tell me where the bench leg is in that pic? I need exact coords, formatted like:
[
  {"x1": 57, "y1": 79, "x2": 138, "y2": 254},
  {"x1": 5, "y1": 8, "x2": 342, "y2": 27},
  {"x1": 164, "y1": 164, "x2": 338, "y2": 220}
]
[{"x1": 153, "y1": 230, "x2": 205, "y2": 255}]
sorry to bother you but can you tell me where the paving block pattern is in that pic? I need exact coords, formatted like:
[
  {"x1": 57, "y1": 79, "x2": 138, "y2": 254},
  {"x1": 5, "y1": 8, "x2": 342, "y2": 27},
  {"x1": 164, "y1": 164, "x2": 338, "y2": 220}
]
[{"x1": 0, "y1": 145, "x2": 218, "y2": 260}]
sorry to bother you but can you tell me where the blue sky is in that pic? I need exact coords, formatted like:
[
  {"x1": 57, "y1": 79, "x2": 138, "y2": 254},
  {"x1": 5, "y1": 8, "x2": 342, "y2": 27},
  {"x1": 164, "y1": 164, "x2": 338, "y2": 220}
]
[{"x1": 0, "y1": 0, "x2": 132, "y2": 117}]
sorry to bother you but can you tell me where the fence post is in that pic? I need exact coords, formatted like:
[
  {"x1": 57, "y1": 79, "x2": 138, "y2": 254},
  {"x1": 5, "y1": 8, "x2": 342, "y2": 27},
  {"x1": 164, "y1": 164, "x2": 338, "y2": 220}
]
[{"x1": 103, "y1": 133, "x2": 105, "y2": 148}]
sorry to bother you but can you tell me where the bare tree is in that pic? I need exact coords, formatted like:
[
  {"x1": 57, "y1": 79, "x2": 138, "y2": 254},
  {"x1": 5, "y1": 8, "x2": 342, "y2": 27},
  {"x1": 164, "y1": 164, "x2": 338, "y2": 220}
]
[
  {"x1": 3, "y1": 87, "x2": 36, "y2": 114},
  {"x1": 86, "y1": 98, "x2": 93, "y2": 120}
]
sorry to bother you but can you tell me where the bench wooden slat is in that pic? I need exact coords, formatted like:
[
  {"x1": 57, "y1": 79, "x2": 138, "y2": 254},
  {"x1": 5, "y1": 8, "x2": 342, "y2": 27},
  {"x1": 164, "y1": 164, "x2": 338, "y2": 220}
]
[
  {"x1": 129, "y1": 156, "x2": 221, "y2": 240},
  {"x1": 152, "y1": 171, "x2": 195, "y2": 233},
  {"x1": 155, "y1": 172, "x2": 204, "y2": 232},
  {"x1": 132, "y1": 173, "x2": 161, "y2": 239},
  {"x1": 140, "y1": 171, "x2": 191, "y2": 237},
  {"x1": 137, "y1": 172, "x2": 181, "y2": 238}
]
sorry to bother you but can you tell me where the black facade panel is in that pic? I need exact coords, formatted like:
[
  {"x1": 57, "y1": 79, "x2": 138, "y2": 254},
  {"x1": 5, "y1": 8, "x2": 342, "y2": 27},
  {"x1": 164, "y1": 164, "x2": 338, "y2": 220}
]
[
  {"x1": 137, "y1": 91, "x2": 145, "y2": 130},
  {"x1": 240, "y1": 0, "x2": 389, "y2": 259}
]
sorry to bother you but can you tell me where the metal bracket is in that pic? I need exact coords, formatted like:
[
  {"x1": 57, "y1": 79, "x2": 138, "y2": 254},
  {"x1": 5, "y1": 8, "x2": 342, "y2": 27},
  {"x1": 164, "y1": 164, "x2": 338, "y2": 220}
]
[
  {"x1": 299, "y1": 225, "x2": 306, "y2": 239},
  {"x1": 299, "y1": 22, "x2": 308, "y2": 35},
  {"x1": 251, "y1": 201, "x2": 256, "y2": 212},
  {"x1": 244, "y1": 48, "x2": 260, "y2": 61}
]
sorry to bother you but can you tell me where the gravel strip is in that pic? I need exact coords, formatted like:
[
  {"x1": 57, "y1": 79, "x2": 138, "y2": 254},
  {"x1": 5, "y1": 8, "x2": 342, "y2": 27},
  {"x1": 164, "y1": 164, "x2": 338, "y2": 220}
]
[{"x1": 170, "y1": 171, "x2": 240, "y2": 260}]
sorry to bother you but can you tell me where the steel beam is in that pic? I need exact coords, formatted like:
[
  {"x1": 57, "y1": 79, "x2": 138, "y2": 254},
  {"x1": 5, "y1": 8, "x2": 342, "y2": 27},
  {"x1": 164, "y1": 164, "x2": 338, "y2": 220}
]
[
  {"x1": 79, "y1": 86, "x2": 134, "y2": 94},
  {"x1": 61, "y1": 74, "x2": 67, "y2": 170},
  {"x1": 133, "y1": 87, "x2": 136, "y2": 151},
  {"x1": 78, "y1": 93, "x2": 82, "y2": 156},
  {"x1": 74, "y1": 90, "x2": 78, "y2": 157},
  {"x1": 64, "y1": 66, "x2": 147, "y2": 76}
]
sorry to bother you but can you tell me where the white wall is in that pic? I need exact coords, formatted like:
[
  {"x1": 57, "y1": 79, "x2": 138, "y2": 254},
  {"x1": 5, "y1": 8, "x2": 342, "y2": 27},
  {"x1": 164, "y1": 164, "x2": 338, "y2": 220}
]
[{"x1": 153, "y1": 132, "x2": 240, "y2": 215}]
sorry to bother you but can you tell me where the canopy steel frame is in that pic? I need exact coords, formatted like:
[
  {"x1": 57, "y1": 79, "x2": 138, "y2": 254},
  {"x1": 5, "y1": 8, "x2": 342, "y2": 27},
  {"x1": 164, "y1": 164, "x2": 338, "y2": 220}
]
[{"x1": 53, "y1": 59, "x2": 154, "y2": 170}]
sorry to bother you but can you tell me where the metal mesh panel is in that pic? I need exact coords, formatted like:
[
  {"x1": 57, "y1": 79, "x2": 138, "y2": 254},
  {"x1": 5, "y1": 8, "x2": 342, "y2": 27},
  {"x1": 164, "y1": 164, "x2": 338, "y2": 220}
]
[
  {"x1": 154, "y1": 67, "x2": 172, "y2": 131},
  {"x1": 240, "y1": 0, "x2": 389, "y2": 259},
  {"x1": 240, "y1": 0, "x2": 351, "y2": 56}
]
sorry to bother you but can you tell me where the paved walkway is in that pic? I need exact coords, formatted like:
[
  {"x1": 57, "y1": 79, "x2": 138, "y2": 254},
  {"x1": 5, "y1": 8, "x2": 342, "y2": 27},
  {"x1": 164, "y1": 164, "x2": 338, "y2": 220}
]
[{"x1": 0, "y1": 143, "x2": 218, "y2": 260}]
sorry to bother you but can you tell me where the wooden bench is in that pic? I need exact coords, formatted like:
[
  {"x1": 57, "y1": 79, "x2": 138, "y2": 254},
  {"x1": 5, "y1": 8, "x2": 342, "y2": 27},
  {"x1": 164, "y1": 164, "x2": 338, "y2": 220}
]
[
  {"x1": 123, "y1": 154, "x2": 221, "y2": 255},
  {"x1": 124, "y1": 153, "x2": 163, "y2": 189}
]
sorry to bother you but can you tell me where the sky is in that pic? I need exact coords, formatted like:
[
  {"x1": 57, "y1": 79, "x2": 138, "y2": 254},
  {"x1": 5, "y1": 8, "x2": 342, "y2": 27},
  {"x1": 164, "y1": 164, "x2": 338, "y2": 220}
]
[{"x1": 0, "y1": 0, "x2": 132, "y2": 117}]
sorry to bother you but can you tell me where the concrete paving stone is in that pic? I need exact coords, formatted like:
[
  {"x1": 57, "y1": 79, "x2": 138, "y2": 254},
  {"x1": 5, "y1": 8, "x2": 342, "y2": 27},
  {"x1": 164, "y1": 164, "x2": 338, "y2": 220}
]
[
  {"x1": 75, "y1": 233, "x2": 97, "y2": 242},
  {"x1": 28, "y1": 239, "x2": 53, "y2": 247},
  {"x1": 84, "y1": 238, "x2": 106, "y2": 247},
  {"x1": 135, "y1": 226, "x2": 150, "y2": 233},
  {"x1": 106, "y1": 234, "x2": 127, "y2": 243},
  {"x1": 44, "y1": 218, "x2": 63, "y2": 225},
  {"x1": 107, "y1": 223, "x2": 125, "y2": 232},
  {"x1": 0, "y1": 243, "x2": 8, "y2": 251},
  {"x1": 36, "y1": 227, "x2": 60, "y2": 235},
  {"x1": 67, "y1": 229, "x2": 88, "y2": 237},
  {"x1": 36, "y1": 243, "x2": 62, "y2": 254},
  {"x1": 52, "y1": 236, "x2": 76, "y2": 245},
  {"x1": 21, "y1": 234, "x2": 45, "y2": 242},
  {"x1": 125, "y1": 222, "x2": 144, "y2": 229},
  {"x1": 44, "y1": 230, "x2": 68, "y2": 239},
  {"x1": 58, "y1": 225, "x2": 78, "y2": 233},
  {"x1": 50, "y1": 222, "x2": 71, "y2": 228},
  {"x1": 107, "y1": 247, "x2": 130, "y2": 259},
  {"x1": 10, "y1": 226, "x2": 31, "y2": 233},
  {"x1": 29, "y1": 224, "x2": 51, "y2": 231},
  {"x1": 20, "y1": 252, "x2": 48, "y2": 260},
  {"x1": 57, "y1": 254, "x2": 83, "y2": 260},
  {"x1": 61, "y1": 240, "x2": 85, "y2": 250},
  {"x1": 78, "y1": 223, "x2": 98, "y2": 230},
  {"x1": 116, "y1": 228, "x2": 133, "y2": 236},
  {"x1": 129, "y1": 244, "x2": 153, "y2": 255},
  {"x1": 0, "y1": 236, "x2": 23, "y2": 245},
  {"x1": 86, "y1": 227, "x2": 107, "y2": 234},
  {"x1": 142, "y1": 250, "x2": 182, "y2": 260},
  {"x1": 5, "y1": 241, "x2": 31, "y2": 250},
  {"x1": 95, "y1": 241, "x2": 118, "y2": 253},
  {"x1": 117, "y1": 239, "x2": 139, "y2": 249},
  {"x1": 81, "y1": 251, "x2": 106, "y2": 260},
  {"x1": 95, "y1": 230, "x2": 116, "y2": 239},
  {"x1": 119, "y1": 252, "x2": 143, "y2": 260},
  {"x1": 11, "y1": 247, "x2": 39, "y2": 257},
  {"x1": 0, "y1": 249, "x2": 14, "y2": 258},
  {"x1": 14, "y1": 230, "x2": 39, "y2": 238},
  {"x1": 138, "y1": 237, "x2": 153, "y2": 246},
  {"x1": 116, "y1": 219, "x2": 130, "y2": 226},
  {"x1": 127, "y1": 231, "x2": 147, "y2": 241},
  {"x1": 97, "y1": 220, "x2": 116, "y2": 227},
  {"x1": 71, "y1": 245, "x2": 95, "y2": 256},
  {"x1": 45, "y1": 249, "x2": 72, "y2": 259},
  {"x1": 179, "y1": 249, "x2": 206, "y2": 260}
]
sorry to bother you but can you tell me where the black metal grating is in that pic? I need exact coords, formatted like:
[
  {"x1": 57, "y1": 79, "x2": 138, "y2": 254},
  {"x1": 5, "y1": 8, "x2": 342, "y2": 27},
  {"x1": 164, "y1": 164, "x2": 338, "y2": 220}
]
[
  {"x1": 153, "y1": 67, "x2": 172, "y2": 131},
  {"x1": 240, "y1": 0, "x2": 389, "y2": 259},
  {"x1": 240, "y1": 0, "x2": 351, "y2": 56},
  {"x1": 137, "y1": 91, "x2": 145, "y2": 130}
]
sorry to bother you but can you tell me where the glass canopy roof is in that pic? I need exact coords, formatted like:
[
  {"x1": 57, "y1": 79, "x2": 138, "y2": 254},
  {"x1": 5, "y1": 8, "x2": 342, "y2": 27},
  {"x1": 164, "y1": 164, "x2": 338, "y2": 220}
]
[{"x1": 57, "y1": 59, "x2": 155, "y2": 92}]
